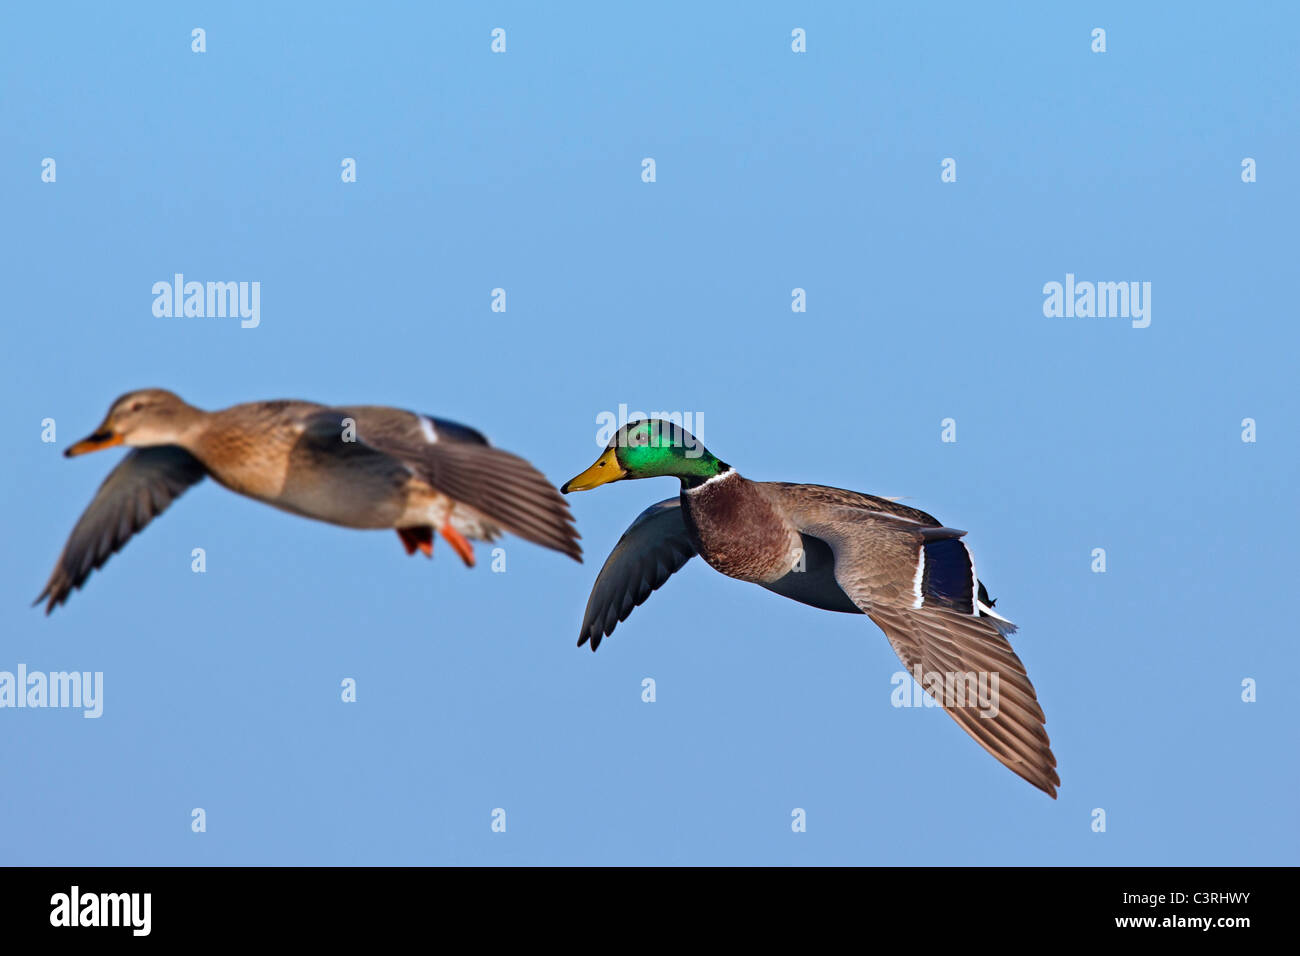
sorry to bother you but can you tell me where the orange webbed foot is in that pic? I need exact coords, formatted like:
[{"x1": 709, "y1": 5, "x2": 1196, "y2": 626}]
[
  {"x1": 397, "y1": 527, "x2": 434, "y2": 557},
  {"x1": 439, "y1": 521, "x2": 475, "y2": 567}
]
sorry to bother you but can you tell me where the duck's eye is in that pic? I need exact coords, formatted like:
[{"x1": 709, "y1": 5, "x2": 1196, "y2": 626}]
[{"x1": 129, "y1": 401, "x2": 143, "y2": 412}]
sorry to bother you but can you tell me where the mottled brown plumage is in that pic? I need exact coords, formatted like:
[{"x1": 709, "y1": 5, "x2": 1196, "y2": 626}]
[{"x1": 36, "y1": 389, "x2": 581, "y2": 612}]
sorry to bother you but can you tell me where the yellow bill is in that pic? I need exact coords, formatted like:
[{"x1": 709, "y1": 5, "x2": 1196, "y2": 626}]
[{"x1": 561, "y1": 447, "x2": 626, "y2": 493}]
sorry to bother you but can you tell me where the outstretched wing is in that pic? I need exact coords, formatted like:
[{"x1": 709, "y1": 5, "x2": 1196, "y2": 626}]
[
  {"x1": 794, "y1": 502, "x2": 1059, "y2": 797},
  {"x1": 36, "y1": 447, "x2": 207, "y2": 613},
  {"x1": 579, "y1": 498, "x2": 697, "y2": 650},
  {"x1": 321, "y1": 407, "x2": 581, "y2": 561}
]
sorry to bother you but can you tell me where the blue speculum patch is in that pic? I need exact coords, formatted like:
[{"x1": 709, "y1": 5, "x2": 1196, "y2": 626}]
[{"x1": 921, "y1": 537, "x2": 974, "y2": 611}]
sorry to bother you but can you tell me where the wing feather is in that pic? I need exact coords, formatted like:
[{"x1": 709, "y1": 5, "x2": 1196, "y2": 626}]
[
  {"x1": 36, "y1": 447, "x2": 207, "y2": 613},
  {"x1": 578, "y1": 498, "x2": 696, "y2": 650},
  {"x1": 794, "y1": 503, "x2": 1059, "y2": 797},
  {"x1": 312, "y1": 408, "x2": 581, "y2": 561}
]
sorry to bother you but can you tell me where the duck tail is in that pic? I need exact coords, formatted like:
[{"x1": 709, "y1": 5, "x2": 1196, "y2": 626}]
[{"x1": 976, "y1": 581, "x2": 1017, "y2": 637}]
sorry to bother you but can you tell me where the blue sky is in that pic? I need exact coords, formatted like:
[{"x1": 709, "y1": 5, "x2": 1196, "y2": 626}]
[{"x1": 1, "y1": 3, "x2": 1296, "y2": 865}]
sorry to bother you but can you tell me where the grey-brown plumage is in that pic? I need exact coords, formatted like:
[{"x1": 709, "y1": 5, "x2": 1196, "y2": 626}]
[
  {"x1": 36, "y1": 447, "x2": 208, "y2": 615},
  {"x1": 577, "y1": 470, "x2": 1058, "y2": 798},
  {"x1": 36, "y1": 389, "x2": 581, "y2": 612}
]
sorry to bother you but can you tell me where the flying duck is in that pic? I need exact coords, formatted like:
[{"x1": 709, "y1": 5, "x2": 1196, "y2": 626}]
[
  {"x1": 561, "y1": 419, "x2": 1058, "y2": 798},
  {"x1": 36, "y1": 389, "x2": 581, "y2": 612}
]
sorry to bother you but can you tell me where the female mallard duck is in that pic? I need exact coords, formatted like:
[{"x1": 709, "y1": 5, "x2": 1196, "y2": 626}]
[
  {"x1": 37, "y1": 388, "x2": 581, "y2": 612},
  {"x1": 562, "y1": 419, "x2": 1058, "y2": 798}
]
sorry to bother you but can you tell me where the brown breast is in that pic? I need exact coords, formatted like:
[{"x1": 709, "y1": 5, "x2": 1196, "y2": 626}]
[
  {"x1": 192, "y1": 409, "x2": 301, "y2": 500},
  {"x1": 682, "y1": 472, "x2": 802, "y2": 584}
]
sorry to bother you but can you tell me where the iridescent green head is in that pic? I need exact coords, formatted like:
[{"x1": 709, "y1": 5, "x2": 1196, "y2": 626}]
[{"x1": 562, "y1": 419, "x2": 729, "y2": 492}]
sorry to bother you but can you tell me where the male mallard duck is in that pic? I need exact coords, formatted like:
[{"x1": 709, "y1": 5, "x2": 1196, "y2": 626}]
[
  {"x1": 562, "y1": 419, "x2": 1058, "y2": 798},
  {"x1": 37, "y1": 389, "x2": 581, "y2": 612}
]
